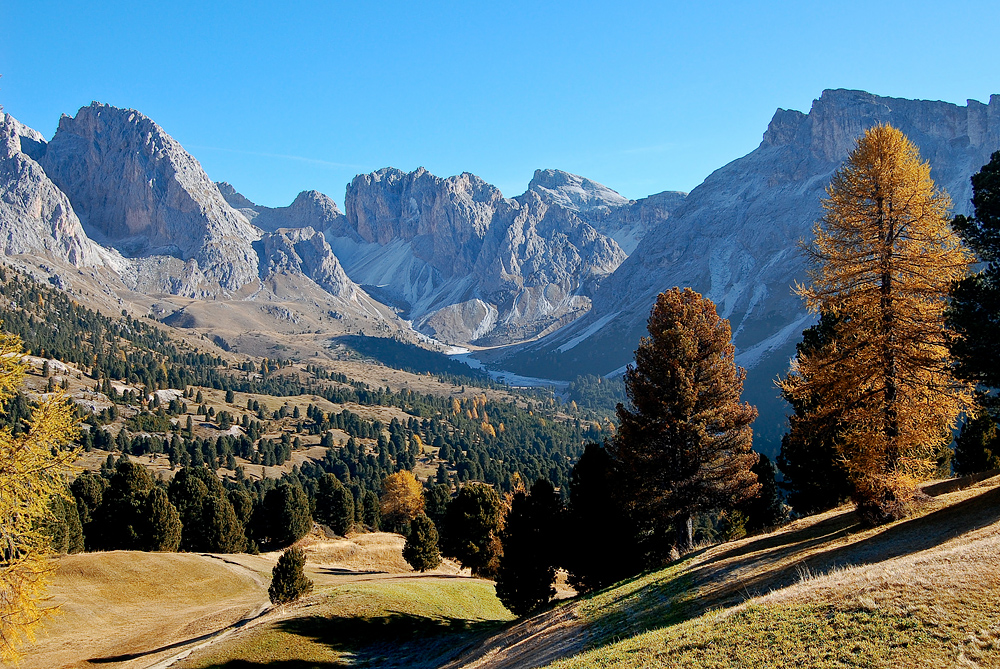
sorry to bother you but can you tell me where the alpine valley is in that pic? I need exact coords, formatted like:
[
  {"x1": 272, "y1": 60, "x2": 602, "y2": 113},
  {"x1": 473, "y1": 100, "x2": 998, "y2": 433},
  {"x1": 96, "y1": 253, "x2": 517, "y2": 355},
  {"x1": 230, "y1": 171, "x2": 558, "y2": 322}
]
[{"x1": 2, "y1": 88, "x2": 999, "y2": 454}]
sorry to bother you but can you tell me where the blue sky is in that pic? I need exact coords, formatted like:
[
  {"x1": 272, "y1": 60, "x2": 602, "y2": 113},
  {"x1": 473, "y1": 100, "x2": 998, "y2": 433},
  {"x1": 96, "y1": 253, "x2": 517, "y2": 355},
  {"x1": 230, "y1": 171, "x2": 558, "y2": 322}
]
[{"x1": 2, "y1": 1, "x2": 999, "y2": 209}]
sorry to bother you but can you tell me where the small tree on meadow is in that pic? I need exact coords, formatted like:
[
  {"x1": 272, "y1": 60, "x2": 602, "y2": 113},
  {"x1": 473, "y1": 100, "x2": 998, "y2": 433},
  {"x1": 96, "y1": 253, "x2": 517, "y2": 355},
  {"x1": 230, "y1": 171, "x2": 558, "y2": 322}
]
[
  {"x1": 402, "y1": 514, "x2": 441, "y2": 572},
  {"x1": 269, "y1": 546, "x2": 313, "y2": 605}
]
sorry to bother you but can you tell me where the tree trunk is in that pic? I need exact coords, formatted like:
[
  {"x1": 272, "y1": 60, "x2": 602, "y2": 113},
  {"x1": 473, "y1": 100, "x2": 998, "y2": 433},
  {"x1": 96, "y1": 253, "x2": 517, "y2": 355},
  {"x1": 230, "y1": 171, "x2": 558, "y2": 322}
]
[{"x1": 674, "y1": 512, "x2": 693, "y2": 555}]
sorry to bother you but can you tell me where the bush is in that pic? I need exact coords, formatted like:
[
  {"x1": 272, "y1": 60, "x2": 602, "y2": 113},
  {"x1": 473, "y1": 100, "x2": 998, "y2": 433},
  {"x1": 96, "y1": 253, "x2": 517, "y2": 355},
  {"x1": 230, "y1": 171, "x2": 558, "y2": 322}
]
[{"x1": 269, "y1": 546, "x2": 313, "y2": 605}]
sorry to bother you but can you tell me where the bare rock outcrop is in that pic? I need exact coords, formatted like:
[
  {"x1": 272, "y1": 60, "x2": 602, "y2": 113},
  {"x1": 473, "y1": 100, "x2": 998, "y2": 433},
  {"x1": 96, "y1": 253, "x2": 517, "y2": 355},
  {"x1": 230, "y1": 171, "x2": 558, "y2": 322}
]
[
  {"x1": 331, "y1": 166, "x2": 630, "y2": 344},
  {"x1": 0, "y1": 113, "x2": 110, "y2": 268},
  {"x1": 39, "y1": 103, "x2": 261, "y2": 294},
  {"x1": 256, "y1": 226, "x2": 358, "y2": 299}
]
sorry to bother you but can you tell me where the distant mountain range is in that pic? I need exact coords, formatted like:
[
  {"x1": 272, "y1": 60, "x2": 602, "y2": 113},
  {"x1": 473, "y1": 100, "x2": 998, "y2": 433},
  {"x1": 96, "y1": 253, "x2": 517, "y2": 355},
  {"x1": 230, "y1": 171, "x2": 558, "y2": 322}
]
[{"x1": 2, "y1": 89, "x2": 998, "y2": 454}]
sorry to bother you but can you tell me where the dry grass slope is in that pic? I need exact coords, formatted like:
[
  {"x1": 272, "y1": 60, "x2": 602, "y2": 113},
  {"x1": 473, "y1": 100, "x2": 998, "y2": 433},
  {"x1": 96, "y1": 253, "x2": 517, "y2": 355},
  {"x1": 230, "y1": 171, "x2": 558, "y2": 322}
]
[
  {"x1": 20, "y1": 551, "x2": 267, "y2": 669},
  {"x1": 447, "y1": 474, "x2": 1000, "y2": 669}
]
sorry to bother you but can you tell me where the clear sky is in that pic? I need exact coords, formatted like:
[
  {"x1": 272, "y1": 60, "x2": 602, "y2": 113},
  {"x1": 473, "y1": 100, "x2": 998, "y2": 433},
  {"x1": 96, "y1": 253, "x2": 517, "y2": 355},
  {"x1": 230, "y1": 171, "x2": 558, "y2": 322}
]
[{"x1": 2, "y1": 1, "x2": 999, "y2": 209}]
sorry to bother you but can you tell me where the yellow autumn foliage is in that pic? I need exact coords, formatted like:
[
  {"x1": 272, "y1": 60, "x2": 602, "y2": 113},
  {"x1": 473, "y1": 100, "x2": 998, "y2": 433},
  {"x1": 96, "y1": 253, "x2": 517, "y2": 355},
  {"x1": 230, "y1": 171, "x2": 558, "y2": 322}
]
[
  {"x1": 786, "y1": 125, "x2": 972, "y2": 522},
  {"x1": 0, "y1": 330, "x2": 79, "y2": 661}
]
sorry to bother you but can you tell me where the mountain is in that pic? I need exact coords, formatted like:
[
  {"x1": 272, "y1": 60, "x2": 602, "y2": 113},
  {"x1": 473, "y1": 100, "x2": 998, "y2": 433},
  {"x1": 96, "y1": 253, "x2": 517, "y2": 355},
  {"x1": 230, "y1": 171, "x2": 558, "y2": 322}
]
[
  {"x1": 36, "y1": 103, "x2": 262, "y2": 296},
  {"x1": 499, "y1": 89, "x2": 1000, "y2": 454},
  {"x1": 218, "y1": 183, "x2": 355, "y2": 238},
  {"x1": 526, "y1": 168, "x2": 687, "y2": 254},
  {"x1": 318, "y1": 167, "x2": 683, "y2": 345},
  {"x1": 0, "y1": 103, "x2": 403, "y2": 345},
  {"x1": 0, "y1": 113, "x2": 117, "y2": 269}
]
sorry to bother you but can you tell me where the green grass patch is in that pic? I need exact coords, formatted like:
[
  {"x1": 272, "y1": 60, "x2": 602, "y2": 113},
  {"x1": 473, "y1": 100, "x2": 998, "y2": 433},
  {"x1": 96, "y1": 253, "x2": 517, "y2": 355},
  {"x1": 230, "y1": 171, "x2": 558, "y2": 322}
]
[
  {"x1": 180, "y1": 578, "x2": 515, "y2": 669},
  {"x1": 577, "y1": 559, "x2": 694, "y2": 646},
  {"x1": 553, "y1": 603, "x2": 933, "y2": 668}
]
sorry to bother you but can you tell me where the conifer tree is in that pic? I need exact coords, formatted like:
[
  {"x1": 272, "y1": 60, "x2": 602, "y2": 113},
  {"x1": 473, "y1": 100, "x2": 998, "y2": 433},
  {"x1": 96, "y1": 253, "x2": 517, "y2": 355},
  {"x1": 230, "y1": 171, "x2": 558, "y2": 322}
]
[
  {"x1": 948, "y1": 151, "x2": 1000, "y2": 470},
  {"x1": 442, "y1": 483, "x2": 504, "y2": 578},
  {"x1": 495, "y1": 479, "x2": 562, "y2": 616},
  {"x1": 362, "y1": 490, "x2": 381, "y2": 530},
  {"x1": 953, "y1": 414, "x2": 1000, "y2": 476},
  {"x1": 268, "y1": 546, "x2": 313, "y2": 605},
  {"x1": 402, "y1": 513, "x2": 441, "y2": 572},
  {"x1": 610, "y1": 287, "x2": 759, "y2": 555},
  {"x1": 0, "y1": 331, "x2": 78, "y2": 662},
  {"x1": 380, "y1": 470, "x2": 425, "y2": 534},
  {"x1": 564, "y1": 444, "x2": 641, "y2": 593},
  {"x1": 738, "y1": 454, "x2": 788, "y2": 534},
  {"x1": 787, "y1": 124, "x2": 972, "y2": 524},
  {"x1": 70, "y1": 471, "x2": 107, "y2": 550},
  {"x1": 777, "y1": 313, "x2": 853, "y2": 514},
  {"x1": 314, "y1": 474, "x2": 354, "y2": 536},
  {"x1": 143, "y1": 487, "x2": 182, "y2": 551},
  {"x1": 423, "y1": 483, "x2": 451, "y2": 538},
  {"x1": 255, "y1": 484, "x2": 312, "y2": 550}
]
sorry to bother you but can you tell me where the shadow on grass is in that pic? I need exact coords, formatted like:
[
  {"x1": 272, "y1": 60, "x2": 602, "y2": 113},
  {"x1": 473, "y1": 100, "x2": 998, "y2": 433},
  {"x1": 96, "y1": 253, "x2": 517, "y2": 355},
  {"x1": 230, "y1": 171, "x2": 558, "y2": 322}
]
[
  {"x1": 274, "y1": 612, "x2": 508, "y2": 669},
  {"x1": 194, "y1": 662, "x2": 344, "y2": 668},
  {"x1": 580, "y1": 484, "x2": 1000, "y2": 653}
]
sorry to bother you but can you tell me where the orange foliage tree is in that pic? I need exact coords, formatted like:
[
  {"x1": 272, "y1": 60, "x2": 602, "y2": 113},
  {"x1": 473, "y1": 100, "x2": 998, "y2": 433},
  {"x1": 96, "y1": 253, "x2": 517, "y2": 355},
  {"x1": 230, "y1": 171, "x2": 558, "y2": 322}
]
[{"x1": 785, "y1": 124, "x2": 972, "y2": 524}]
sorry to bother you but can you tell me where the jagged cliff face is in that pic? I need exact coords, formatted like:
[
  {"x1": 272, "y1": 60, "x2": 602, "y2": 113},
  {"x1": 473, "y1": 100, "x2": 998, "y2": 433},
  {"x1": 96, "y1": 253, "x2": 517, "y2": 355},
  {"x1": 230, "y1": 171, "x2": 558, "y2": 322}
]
[
  {"x1": 256, "y1": 226, "x2": 357, "y2": 299},
  {"x1": 505, "y1": 89, "x2": 1000, "y2": 454},
  {"x1": 0, "y1": 113, "x2": 111, "y2": 268},
  {"x1": 38, "y1": 103, "x2": 261, "y2": 294},
  {"x1": 331, "y1": 166, "x2": 674, "y2": 344}
]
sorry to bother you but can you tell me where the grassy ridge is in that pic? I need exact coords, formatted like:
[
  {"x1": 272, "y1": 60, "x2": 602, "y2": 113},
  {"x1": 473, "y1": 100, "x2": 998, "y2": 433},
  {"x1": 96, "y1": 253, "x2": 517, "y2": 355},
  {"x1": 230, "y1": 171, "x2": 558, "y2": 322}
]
[
  {"x1": 180, "y1": 578, "x2": 515, "y2": 669},
  {"x1": 540, "y1": 478, "x2": 1000, "y2": 669}
]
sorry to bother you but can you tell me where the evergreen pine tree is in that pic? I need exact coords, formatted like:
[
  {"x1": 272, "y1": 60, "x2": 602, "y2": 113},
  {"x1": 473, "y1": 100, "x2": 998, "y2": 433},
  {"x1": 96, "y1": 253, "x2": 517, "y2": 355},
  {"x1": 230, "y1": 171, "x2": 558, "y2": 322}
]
[
  {"x1": 314, "y1": 474, "x2": 354, "y2": 536},
  {"x1": 953, "y1": 414, "x2": 1000, "y2": 476},
  {"x1": 363, "y1": 490, "x2": 381, "y2": 530},
  {"x1": 143, "y1": 487, "x2": 182, "y2": 551},
  {"x1": 268, "y1": 546, "x2": 313, "y2": 605},
  {"x1": 611, "y1": 287, "x2": 759, "y2": 556},
  {"x1": 442, "y1": 483, "x2": 504, "y2": 578},
  {"x1": 738, "y1": 454, "x2": 788, "y2": 534},
  {"x1": 495, "y1": 480, "x2": 562, "y2": 616},
  {"x1": 564, "y1": 444, "x2": 642, "y2": 593},
  {"x1": 402, "y1": 514, "x2": 441, "y2": 572},
  {"x1": 423, "y1": 483, "x2": 451, "y2": 539},
  {"x1": 777, "y1": 313, "x2": 853, "y2": 514},
  {"x1": 256, "y1": 484, "x2": 312, "y2": 550}
]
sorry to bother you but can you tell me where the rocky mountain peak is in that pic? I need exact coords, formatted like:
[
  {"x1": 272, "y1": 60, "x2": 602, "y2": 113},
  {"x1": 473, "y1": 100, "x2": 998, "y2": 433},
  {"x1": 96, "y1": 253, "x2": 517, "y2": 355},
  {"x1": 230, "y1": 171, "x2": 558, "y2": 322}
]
[
  {"x1": 0, "y1": 113, "x2": 108, "y2": 268},
  {"x1": 38, "y1": 102, "x2": 261, "y2": 294},
  {"x1": 527, "y1": 168, "x2": 631, "y2": 212}
]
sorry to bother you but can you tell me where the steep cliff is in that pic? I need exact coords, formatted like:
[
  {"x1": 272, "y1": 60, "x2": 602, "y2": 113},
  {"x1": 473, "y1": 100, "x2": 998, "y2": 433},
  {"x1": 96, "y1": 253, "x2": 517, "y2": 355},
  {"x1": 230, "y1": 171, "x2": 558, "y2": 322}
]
[
  {"x1": 39, "y1": 103, "x2": 261, "y2": 295},
  {"x1": 0, "y1": 113, "x2": 111, "y2": 268}
]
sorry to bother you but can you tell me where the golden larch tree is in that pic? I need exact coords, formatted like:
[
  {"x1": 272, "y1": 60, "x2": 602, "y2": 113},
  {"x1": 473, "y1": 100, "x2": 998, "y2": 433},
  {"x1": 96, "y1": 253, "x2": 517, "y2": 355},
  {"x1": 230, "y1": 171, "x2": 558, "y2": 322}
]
[
  {"x1": 786, "y1": 124, "x2": 972, "y2": 524},
  {"x1": 0, "y1": 331, "x2": 79, "y2": 661},
  {"x1": 380, "y1": 470, "x2": 425, "y2": 533}
]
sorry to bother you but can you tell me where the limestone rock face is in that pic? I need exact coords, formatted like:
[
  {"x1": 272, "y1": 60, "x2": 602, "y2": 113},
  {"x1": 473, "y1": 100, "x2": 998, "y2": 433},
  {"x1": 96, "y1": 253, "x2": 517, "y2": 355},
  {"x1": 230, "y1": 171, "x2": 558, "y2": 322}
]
[
  {"x1": 39, "y1": 103, "x2": 261, "y2": 293},
  {"x1": 331, "y1": 166, "x2": 633, "y2": 344},
  {"x1": 506, "y1": 89, "x2": 1000, "y2": 454},
  {"x1": 256, "y1": 226, "x2": 358, "y2": 299},
  {"x1": 523, "y1": 169, "x2": 686, "y2": 254},
  {"x1": 0, "y1": 113, "x2": 108, "y2": 267},
  {"x1": 219, "y1": 184, "x2": 355, "y2": 239}
]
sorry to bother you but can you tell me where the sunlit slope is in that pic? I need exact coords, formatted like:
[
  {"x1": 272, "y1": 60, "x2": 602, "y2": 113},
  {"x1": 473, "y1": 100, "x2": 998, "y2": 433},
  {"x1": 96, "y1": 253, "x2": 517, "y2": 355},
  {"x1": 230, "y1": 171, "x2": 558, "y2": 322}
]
[
  {"x1": 449, "y1": 473, "x2": 1000, "y2": 669},
  {"x1": 22, "y1": 551, "x2": 267, "y2": 669}
]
